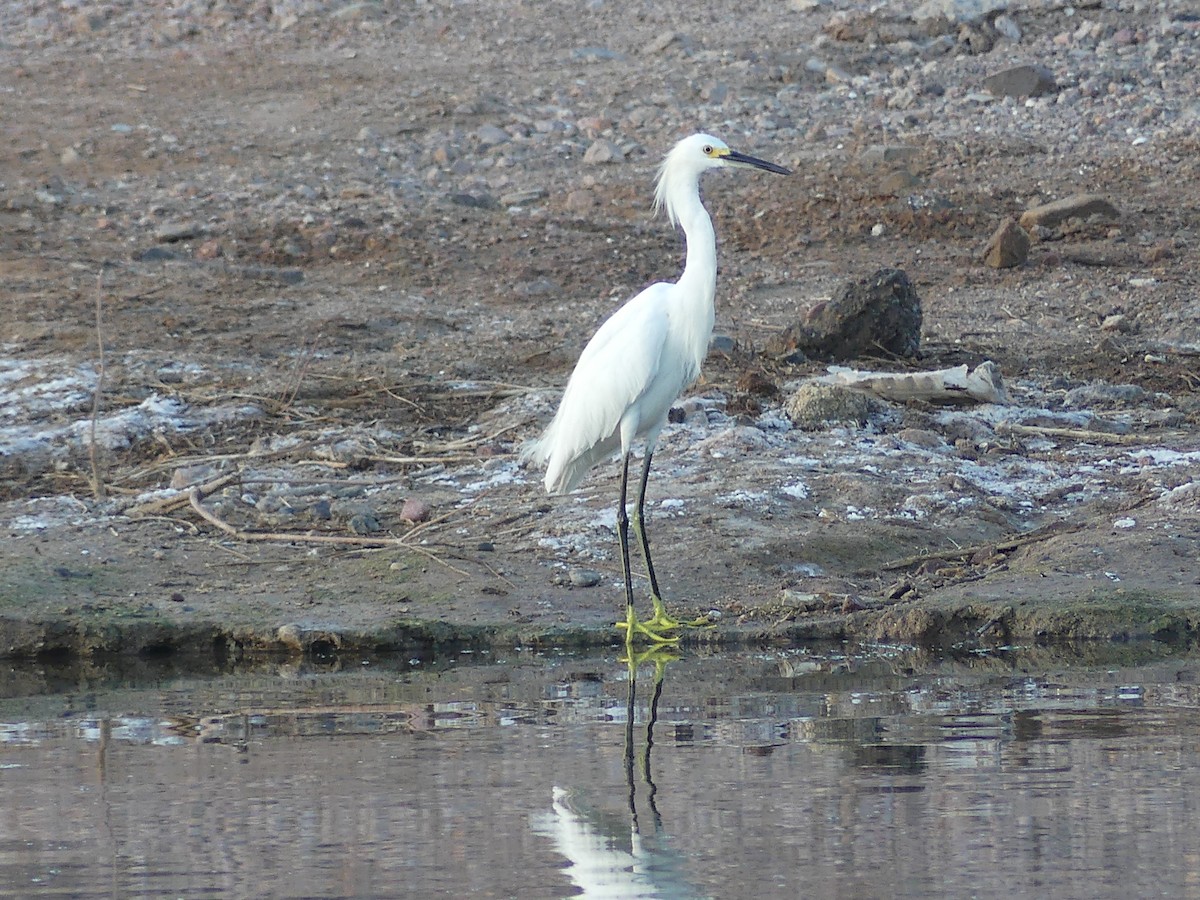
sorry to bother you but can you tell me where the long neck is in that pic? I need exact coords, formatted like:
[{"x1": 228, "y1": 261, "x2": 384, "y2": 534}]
[
  {"x1": 673, "y1": 185, "x2": 717, "y2": 313},
  {"x1": 670, "y1": 184, "x2": 718, "y2": 373}
]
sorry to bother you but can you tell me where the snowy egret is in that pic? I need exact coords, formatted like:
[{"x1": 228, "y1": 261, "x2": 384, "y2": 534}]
[{"x1": 525, "y1": 133, "x2": 790, "y2": 646}]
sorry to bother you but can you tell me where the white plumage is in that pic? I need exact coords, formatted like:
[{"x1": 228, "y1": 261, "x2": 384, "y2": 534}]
[{"x1": 525, "y1": 133, "x2": 790, "y2": 644}]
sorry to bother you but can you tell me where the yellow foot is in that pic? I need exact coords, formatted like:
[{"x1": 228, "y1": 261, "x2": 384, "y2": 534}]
[
  {"x1": 643, "y1": 600, "x2": 716, "y2": 632},
  {"x1": 616, "y1": 609, "x2": 679, "y2": 646}
]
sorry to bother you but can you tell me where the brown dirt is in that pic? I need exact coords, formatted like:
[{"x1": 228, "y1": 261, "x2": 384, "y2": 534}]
[{"x1": 2, "y1": 2, "x2": 1199, "y2": 660}]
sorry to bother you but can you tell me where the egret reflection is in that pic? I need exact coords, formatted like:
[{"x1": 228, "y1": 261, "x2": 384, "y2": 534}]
[{"x1": 535, "y1": 647, "x2": 703, "y2": 899}]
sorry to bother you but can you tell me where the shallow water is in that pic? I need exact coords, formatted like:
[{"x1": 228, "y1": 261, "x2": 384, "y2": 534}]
[{"x1": 3, "y1": 644, "x2": 1200, "y2": 899}]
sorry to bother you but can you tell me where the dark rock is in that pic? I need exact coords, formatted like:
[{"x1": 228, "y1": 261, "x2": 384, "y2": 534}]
[
  {"x1": 983, "y1": 64, "x2": 1057, "y2": 98},
  {"x1": 132, "y1": 246, "x2": 183, "y2": 262},
  {"x1": 767, "y1": 268, "x2": 922, "y2": 361},
  {"x1": 982, "y1": 219, "x2": 1030, "y2": 268},
  {"x1": 348, "y1": 512, "x2": 381, "y2": 534},
  {"x1": 709, "y1": 334, "x2": 737, "y2": 354},
  {"x1": 449, "y1": 192, "x2": 499, "y2": 210}
]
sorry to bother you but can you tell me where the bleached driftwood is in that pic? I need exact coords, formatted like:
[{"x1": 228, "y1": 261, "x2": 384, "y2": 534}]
[{"x1": 819, "y1": 360, "x2": 1009, "y2": 405}]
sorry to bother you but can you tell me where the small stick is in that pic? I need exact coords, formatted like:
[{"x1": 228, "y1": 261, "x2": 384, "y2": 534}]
[
  {"x1": 187, "y1": 487, "x2": 470, "y2": 576},
  {"x1": 997, "y1": 422, "x2": 1187, "y2": 446},
  {"x1": 874, "y1": 522, "x2": 1084, "y2": 573},
  {"x1": 126, "y1": 472, "x2": 241, "y2": 517},
  {"x1": 88, "y1": 270, "x2": 108, "y2": 500}
]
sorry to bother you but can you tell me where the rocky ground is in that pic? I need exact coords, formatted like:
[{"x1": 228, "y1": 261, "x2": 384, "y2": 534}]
[{"x1": 1, "y1": 0, "x2": 1199, "y2": 660}]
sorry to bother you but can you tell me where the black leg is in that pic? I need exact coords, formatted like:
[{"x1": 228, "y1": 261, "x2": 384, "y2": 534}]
[
  {"x1": 615, "y1": 452, "x2": 677, "y2": 646},
  {"x1": 617, "y1": 451, "x2": 635, "y2": 610},
  {"x1": 631, "y1": 449, "x2": 662, "y2": 601}
]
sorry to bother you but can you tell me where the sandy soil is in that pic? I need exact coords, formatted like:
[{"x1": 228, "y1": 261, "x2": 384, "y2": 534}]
[{"x1": 2, "y1": 0, "x2": 1199, "y2": 659}]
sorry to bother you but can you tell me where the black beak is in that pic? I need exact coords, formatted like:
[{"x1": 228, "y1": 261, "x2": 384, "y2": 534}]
[{"x1": 725, "y1": 149, "x2": 791, "y2": 176}]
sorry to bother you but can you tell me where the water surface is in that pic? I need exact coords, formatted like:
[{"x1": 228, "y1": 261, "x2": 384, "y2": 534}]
[{"x1": 3, "y1": 644, "x2": 1200, "y2": 898}]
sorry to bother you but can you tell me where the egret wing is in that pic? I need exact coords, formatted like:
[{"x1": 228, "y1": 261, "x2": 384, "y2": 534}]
[{"x1": 535, "y1": 283, "x2": 672, "y2": 493}]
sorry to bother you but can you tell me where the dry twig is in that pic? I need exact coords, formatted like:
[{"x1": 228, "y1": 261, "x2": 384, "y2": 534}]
[
  {"x1": 996, "y1": 422, "x2": 1187, "y2": 446},
  {"x1": 88, "y1": 270, "x2": 108, "y2": 500},
  {"x1": 186, "y1": 485, "x2": 470, "y2": 576},
  {"x1": 874, "y1": 522, "x2": 1084, "y2": 573}
]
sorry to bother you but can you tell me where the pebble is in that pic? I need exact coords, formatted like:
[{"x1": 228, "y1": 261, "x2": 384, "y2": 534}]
[
  {"x1": 568, "y1": 568, "x2": 602, "y2": 588},
  {"x1": 500, "y1": 188, "x2": 545, "y2": 206},
  {"x1": 583, "y1": 139, "x2": 623, "y2": 164},
  {"x1": 642, "y1": 31, "x2": 681, "y2": 54},
  {"x1": 276, "y1": 624, "x2": 303, "y2": 652},
  {"x1": 401, "y1": 498, "x2": 431, "y2": 524},
  {"x1": 34, "y1": 187, "x2": 64, "y2": 206},
  {"x1": 895, "y1": 428, "x2": 947, "y2": 450},
  {"x1": 983, "y1": 64, "x2": 1057, "y2": 98},
  {"x1": 993, "y1": 14, "x2": 1022, "y2": 43},
  {"x1": 155, "y1": 221, "x2": 202, "y2": 243},
  {"x1": 170, "y1": 463, "x2": 219, "y2": 489},
  {"x1": 450, "y1": 192, "x2": 498, "y2": 209},
  {"x1": 859, "y1": 144, "x2": 920, "y2": 168},
  {"x1": 982, "y1": 219, "x2": 1030, "y2": 268},
  {"x1": 195, "y1": 239, "x2": 223, "y2": 260},
  {"x1": 571, "y1": 47, "x2": 624, "y2": 62},
  {"x1": 1101, "y1": 314, "x2": 1131, "y2": 333},
  {"x1": 564, "y1": 188, "x2": 597, "y2": 210},
  {"x1": 476, "y1": 125, "x2": 510, "y2": 148},
  {"x1": 133, "y1": 246, "x2": 183, "y2": 262}
]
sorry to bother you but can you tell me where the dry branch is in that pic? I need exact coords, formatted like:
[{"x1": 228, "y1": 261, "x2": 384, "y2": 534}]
[
  {"x1": 874, "y1": 521, "x2": 1084, "y2": 573},
  {"x1": 995, "y1": 422, "x2": 1187, "y2": 446}
]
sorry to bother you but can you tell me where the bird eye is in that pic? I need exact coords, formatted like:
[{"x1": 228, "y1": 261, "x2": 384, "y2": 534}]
[{"x1": 702, "y1": 145, "x2": 714, "y2": 155}]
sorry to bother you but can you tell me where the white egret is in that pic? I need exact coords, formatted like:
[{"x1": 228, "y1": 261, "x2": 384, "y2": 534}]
[{"x1": 525, "y1": 133, "x2": 790, "y2": 646}]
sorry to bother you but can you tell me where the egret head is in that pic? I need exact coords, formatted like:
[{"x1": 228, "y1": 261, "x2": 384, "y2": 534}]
[{"x1": 653, "y1": 133, "x2": 790, "y2": 226}]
